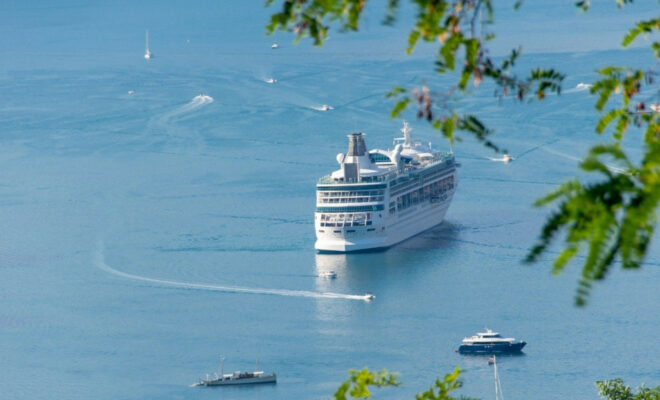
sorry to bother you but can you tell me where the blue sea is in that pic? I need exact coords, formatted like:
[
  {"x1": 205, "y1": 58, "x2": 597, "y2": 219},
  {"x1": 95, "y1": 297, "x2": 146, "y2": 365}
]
[{"x1": 1, "y1": 1, "x2": 659, "y2": 399}]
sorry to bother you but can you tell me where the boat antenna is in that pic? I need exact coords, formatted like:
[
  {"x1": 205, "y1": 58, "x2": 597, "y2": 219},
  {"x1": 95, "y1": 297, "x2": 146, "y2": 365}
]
[{"x1": 401, "y1": 121, "x2": 412, "y2": 146}]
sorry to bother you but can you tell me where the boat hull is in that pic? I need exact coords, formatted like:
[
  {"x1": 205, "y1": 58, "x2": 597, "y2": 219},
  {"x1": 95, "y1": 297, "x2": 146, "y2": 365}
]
[
  {"x1": 315, "y1": 176, "x2": 456, "y2": 253},
  {"x1": 458, "y1": 342, "x2": 526, "y2": 354}
]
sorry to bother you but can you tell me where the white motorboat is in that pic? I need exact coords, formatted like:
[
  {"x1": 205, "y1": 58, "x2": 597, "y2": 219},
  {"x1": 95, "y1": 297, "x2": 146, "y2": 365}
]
[
  {"x1": 193, "y1": 357, "x2": 276, "y2": 387},
  {"x1": 144, "y1": 30, "x2": 153, "y2": 59},
  {"x1": 319, "y1": 270, "x2": 337, "y2": 279}
]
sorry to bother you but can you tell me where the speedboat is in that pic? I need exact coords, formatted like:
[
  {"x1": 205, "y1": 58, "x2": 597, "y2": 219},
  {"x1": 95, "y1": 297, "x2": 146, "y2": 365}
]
[
  {"x1": 319, "y1": 104, "x2": 333, "y2": 111},
  {"x1": 458, "y1": 329, "x2": 526, "y2": 354},
  {"x1": 319, "y1": 270, "x2": 337, "y2": 279},
  {"x1": 364, "y1": 292, "x2": 375, "y2": 301},
  {"x1": 144, "y1": 30, "x2": 153, "y2": 59},
  {"x1": 266, "y1": 78, "x2": 276, "y2": 84},
  {"x1": 271, "y1": 43, "x2": 279, "y2": 49}
]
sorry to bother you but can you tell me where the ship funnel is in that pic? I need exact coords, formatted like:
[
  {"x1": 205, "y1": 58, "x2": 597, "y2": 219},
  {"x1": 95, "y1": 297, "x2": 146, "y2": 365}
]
[{"x1": 346, "y1": 132, "x2": 368, "y2": 156}]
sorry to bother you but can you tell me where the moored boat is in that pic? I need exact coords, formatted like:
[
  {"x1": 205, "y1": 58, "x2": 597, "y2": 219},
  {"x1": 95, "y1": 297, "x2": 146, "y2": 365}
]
[
  {"x1": 193, "y1": 357, "x2": 276, "y2": 387},
  {"x1": 458, "y1": 329, "x2": 526, "y2": 354}
]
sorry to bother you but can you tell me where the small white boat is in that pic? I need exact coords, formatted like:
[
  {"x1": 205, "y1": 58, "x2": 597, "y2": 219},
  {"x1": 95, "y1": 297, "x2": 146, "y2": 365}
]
[
  {"x1": 650, "y1": 103, "x2": 660, "y2": 112},
  {"x1": 319, "y1": 271, "x2": 337, "y2": 279},
  {"x1": 319, "y1": 104, "x2": 333, "y2": 111},
  {"x1": 266, "y1": 78, "x2": 276, "y2": 84},
  {"x1": 144, "y1": 30, "x2": 152, "y2": 59},
  {"x1": 489, "y1": 154, "x2": 513, "y2": 163},
  {"x1": 364, "y1": 292, "x2": 375, "y2": 301},
  {"x1": 193, "y1": 357, "x2": 276, "y2": 387},
  {"x1": 127, "y1": 90, "x2": 134, "y2": 95},
  {"x1": 271, "y1": 43, "x2": 279, "y2": 49},
  {"x1": 575, "y1": 82, "x2": 591, "y2": 90}
]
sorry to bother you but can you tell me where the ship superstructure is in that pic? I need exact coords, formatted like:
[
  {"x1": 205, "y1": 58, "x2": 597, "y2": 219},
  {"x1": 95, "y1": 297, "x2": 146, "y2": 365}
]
[{"x1": 315, "y1": 122, "x2": 458, "y2": 252}]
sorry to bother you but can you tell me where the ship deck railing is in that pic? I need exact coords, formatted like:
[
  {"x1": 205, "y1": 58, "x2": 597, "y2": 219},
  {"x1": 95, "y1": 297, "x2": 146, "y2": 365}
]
[{"x1": 317, "y1": 153, "x2": 454, "y2": 185}]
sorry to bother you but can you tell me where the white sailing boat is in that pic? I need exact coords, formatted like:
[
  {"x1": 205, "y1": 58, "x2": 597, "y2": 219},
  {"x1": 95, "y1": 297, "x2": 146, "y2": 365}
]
[{"x1": 144, "y1": 30, "x2": 153, "y2": 59}]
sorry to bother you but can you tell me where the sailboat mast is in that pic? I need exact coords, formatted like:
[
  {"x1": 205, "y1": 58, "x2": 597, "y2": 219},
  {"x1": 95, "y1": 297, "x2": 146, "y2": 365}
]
[
  {"x1": 220, "y1": 356, "x2": 225, "y2": 377},
  {"x1": 493, "y1": 356, "x2": 504, "y2": 400}
]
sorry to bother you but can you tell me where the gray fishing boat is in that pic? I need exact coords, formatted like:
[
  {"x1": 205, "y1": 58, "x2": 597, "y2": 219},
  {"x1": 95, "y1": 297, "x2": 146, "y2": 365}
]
[{"x1": 193, "y1": 357, "x2": 276, "y2": 387}]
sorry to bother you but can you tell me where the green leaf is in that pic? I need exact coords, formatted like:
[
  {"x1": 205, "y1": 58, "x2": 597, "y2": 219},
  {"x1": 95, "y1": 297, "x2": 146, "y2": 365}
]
[
  {"x1": 407, "y1": 30, "x2": 421, "y2": 54},
  {"x1": 391, "y1": 98, "x2": 411, "y2": 118}
]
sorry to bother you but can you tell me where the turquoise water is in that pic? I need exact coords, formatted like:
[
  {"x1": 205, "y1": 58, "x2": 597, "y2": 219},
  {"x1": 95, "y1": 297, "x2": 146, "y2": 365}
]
[{"x1": 1, "y1": 2, "x2": 659, "y2": 399}]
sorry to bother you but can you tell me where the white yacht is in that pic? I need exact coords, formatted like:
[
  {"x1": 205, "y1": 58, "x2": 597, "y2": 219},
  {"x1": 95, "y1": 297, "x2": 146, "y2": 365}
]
[
  {"x1": 193, "y1": 357, "x2": 276, "y2": 387},
  {"x1": 314, "y1": 122, "x2": 458, "y2": 252},
  {"x1": 144, "y1": 30, "x2": 152, "y2": 59},
  {"x1": 458, "y1": 329, "x2": 526, "y2": 354}
]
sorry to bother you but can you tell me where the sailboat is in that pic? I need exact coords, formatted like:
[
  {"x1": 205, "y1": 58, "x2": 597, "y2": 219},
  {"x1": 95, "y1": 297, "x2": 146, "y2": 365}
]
[{"x1": 144, "y1": 30, "x2": 153, "y2": 59}]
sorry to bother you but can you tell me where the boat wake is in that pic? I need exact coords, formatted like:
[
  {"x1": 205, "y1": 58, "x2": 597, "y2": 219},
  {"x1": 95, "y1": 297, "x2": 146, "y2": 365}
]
[
  {"x1": 94, "y1": 246, "x2": 371, "y2": 301},
  {"x1": 542, "y1": 147, "x2": 626, "y2": 174},
  {"x1": 564, "y1": 82, "x2": 592, "y2": 93},
  {"x1": 157, "y1": 94, "x2": 213, "y2": 122}
]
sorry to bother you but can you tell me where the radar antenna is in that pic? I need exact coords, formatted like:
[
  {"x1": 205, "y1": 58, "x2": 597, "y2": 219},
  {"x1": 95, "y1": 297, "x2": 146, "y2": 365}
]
[{"x1": 401, "y1": 121, "x2": 413, "y2": 146}]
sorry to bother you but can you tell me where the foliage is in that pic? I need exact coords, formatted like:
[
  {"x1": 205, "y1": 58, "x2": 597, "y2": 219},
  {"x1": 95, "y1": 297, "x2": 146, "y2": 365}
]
[
  {"x1": 333, "y1": 368, "x2": 400, "y2": 399},
  {"x1": 414, "y1": 366, "x2": 479, "y2": 400},
  {"x1": 265, "y1": 0, "x2": 563, "y2": 147},
  {"x1": 596, "y1": 378, "x2": 660, "y2": 400},
  {"x1": 265, "y1": 0, "x2": 660, "y2": 305},
  {"x1": 526, "y1": 3, "x2": 660, "y2": 305},
  {"x1": 331, "y1": 367, "x2": 477, "y2": 400},
  {"x1": 332, "y1": 369, "x2": 660, "y2": 400}
]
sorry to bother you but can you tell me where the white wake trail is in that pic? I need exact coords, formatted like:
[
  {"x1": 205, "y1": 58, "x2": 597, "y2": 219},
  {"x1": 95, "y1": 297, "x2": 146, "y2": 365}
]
[
  {"x1": 157, "y1": 94, "x2": 214, "y2": 123},
  {"x1": 542, "y1": 147, "x2": 626, "y2": 174},
  {"x1": 94, "y1": 248, "x2": 370, "y2": 301}
]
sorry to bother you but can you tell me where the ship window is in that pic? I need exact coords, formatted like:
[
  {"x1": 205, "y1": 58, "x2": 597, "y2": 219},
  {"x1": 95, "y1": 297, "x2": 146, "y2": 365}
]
[
  {"x1": 367, "y1": 228, "x2": 375, "y2": 231},
  {"x1": 347, "y1": 230, "x2": 356, "y2": 233},
  {"x1": 333, "y1": 230, "x2": 341, "y2": 233},
  {"x1": 318, "y1": 230, "x2": 325, "y2": 233}
]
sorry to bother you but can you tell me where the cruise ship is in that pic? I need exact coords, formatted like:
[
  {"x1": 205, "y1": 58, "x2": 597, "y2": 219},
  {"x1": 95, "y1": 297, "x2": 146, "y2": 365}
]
[{"x1": 315, "y1": 122, "x2": 458, "y2": 252}]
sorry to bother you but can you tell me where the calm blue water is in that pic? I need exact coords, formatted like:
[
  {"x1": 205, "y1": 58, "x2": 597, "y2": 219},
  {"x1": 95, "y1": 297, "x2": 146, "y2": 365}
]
[{"x1": 1, "y1": 2, "x2": 659, "y2": 399}]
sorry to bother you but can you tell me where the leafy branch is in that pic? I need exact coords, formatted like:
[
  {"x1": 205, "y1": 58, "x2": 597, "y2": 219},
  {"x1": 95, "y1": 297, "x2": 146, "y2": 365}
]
[
  {"x1": 333, "y1": 368, "x2": 401, "y2": 400},
  {"x1": 266, "y1": 0, "x2": 563, "y2": 152},
  {"x1": 332, "y1": 367, "x2": 476, "y2": 400},
  {"x1": 596, "y1": 378, "x2": 660, "y2": 400}
]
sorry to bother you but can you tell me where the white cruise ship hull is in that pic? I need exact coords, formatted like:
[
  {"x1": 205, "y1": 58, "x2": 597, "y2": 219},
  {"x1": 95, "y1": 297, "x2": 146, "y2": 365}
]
[{"x1": 315, "y1": 172, "x2": 457, "y2": 252}]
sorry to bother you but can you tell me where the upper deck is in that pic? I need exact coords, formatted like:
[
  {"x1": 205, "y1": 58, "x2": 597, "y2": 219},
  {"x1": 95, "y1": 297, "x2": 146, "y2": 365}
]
[{"x1": 317, "y1": 151, "x2": 455, "y2": 188}]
